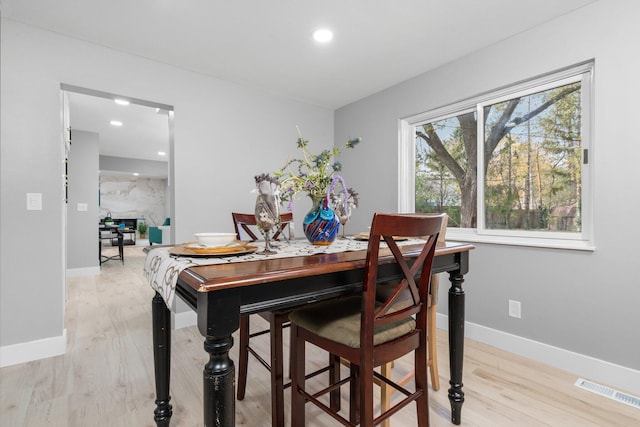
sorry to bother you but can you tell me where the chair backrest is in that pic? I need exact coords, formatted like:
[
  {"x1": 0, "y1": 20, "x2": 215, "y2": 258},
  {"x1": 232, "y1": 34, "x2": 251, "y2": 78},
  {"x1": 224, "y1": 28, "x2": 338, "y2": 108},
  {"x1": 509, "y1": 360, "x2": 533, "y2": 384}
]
[
  {"x1": 232, "y1": 212, "x2": 294, "y2": 242},
  {"x1": 272, "y1": 212, "x2": 293, "y2": 241},
  {"x1": 361, "y1": 213, "x2": 444, "y2": 351},
  {"x1": 428, "y1": 213, "x2": 448, "y2": 305},
  {"x1": 232, "y1": 213, "x2": 260, "y2": 241}
]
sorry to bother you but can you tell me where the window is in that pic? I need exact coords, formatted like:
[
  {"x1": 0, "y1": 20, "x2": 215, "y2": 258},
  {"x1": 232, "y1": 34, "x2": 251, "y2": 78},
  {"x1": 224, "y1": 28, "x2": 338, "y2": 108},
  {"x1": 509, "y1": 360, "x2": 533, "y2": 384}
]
[{"x1": 399, "y1": 62, "x2": 593, "y2": 250}]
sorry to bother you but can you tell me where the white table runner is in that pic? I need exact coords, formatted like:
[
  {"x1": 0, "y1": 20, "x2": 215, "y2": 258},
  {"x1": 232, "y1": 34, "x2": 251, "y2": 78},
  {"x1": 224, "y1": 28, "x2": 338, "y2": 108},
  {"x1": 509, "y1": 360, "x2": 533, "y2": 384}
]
[{"x1": 144, "y1": 238, "x2": 423, "y2": 308}]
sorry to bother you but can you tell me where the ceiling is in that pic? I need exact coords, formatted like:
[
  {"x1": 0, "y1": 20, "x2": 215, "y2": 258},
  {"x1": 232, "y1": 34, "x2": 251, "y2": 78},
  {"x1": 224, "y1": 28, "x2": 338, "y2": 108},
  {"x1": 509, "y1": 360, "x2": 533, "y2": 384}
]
[
  {"x1": 2, "y1": 0, "x2": 597, "y2": 163},
  {"x1": 67, "y1": 91, "x2": 171, "y2": 164}
]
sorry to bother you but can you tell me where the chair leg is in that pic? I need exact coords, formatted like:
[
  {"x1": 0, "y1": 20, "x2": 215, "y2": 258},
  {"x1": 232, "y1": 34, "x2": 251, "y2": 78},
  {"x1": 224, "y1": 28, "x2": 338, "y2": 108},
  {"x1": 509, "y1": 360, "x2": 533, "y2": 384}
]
[
  {"x1": 416, "y1": 383, "x2": 430, "y2": 427},
  {"x1": 270, "y1": 312, "x2": 286, "y2": 427},
  {"x1": 380, "y1": 363, "x2": 392, "y2": 427},
  {"x1": 380, "y1": 307, "x2": 438, "y2": 425},
  {"x1": 329, "y1": 353, "x2": 341, "y2": 412},
  {"x1": 237, "y1": 312, "x2": 288, "y2": 426},
  {"x1": 288, "y1": 322, "x2": 294, "y2": 380},
  {"x1": 350, "y1": 363, "x2": 361, "y2": 425},
  {"x1": 428, "y1": 305, "x2": 440, "y2": 391},
  {"x1": 237, "y1": 314, "x2": 250, "y2": 400},
  {"x1": 415, "y1": 323, "x2": 430, "y2": 427},
  {"x1": 118, "y1": 234, "x2": 124, "y2": 264},
  {"x1": 290, "y1": 324, "x2": 305, "y2": 427}
]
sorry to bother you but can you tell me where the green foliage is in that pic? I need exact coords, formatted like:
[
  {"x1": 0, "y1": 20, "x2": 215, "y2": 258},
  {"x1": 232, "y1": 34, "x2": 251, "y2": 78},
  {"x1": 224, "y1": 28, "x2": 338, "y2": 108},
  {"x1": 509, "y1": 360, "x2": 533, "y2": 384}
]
[
  {"x1": 274, "y1": 128, "x2": 361, "y2": 207},
  {"x1": 415, "y1": 81, "x2": 582, "y2": 232},
  {"x1": 138, "y1": 221, "x2": 148, "y2": 235}
]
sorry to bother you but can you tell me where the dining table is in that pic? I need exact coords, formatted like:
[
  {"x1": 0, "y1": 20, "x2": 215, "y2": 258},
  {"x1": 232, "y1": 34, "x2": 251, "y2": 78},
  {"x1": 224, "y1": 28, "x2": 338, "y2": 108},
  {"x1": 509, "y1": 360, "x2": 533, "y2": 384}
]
[{"x1": 145, "y1": 238, "x2": 474, "y2": 427}]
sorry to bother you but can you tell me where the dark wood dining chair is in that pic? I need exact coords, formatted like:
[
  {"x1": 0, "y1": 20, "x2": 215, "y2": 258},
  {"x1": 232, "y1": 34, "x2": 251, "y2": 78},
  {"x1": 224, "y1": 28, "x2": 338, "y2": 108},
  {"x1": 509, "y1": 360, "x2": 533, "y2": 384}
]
[
  {"x1": 379, "y1": 214, "x2": 448, "y2": 427},
  {"x1": 231, "y1": 211, "x2": 294, "y2": 427},
  {"x1": 232, "y1": 211, "x2": 293, "y2": 242},
  {"x1": 289, "y1": 213, "x2": 444, "y2": 427}
]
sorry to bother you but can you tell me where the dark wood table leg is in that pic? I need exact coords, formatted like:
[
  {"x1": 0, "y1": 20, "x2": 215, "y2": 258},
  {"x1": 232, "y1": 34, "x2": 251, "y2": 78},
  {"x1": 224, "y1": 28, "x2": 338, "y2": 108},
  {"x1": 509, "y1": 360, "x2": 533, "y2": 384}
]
[
  {"x1": 448, "y1": 270, "x2": 466, "y2": 425},
  {"x1": 203, "y1": 336, "x2": 236, "y2": 427},
  {"x1": 152, "y1": 292, "x2": 173, "y2": 426},
  {"x1": 198, "y1": 290, "x2": 241, "y2": 427}
]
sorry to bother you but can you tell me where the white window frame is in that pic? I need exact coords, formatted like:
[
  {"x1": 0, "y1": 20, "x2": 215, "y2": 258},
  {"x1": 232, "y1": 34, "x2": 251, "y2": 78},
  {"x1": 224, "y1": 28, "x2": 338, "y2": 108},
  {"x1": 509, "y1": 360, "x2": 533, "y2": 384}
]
[{"x1": 399, "y1": 62, "x2": 594, "y2": 251}]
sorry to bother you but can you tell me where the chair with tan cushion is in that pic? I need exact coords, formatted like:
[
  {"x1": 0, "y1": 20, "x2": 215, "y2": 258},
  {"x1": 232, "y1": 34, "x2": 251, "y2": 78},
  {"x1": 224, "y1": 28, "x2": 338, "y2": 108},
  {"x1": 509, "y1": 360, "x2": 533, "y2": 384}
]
[
  {"x1": 232, "y1": 212, "x2": 294, "y2": 427},
  {"x1": 289, "y1": 213, "x2": 444, "y2": 427},
  {"x1": 379, "y1": 214, "x2": 448, "y2": 426}
]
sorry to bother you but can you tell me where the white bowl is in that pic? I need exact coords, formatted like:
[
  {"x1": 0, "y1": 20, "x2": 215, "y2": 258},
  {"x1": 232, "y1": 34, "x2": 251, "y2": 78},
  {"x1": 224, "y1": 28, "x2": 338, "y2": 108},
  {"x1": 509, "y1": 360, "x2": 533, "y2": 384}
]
[{"x1": 194, "y1": 232, "x2": 237, "y2": 247}]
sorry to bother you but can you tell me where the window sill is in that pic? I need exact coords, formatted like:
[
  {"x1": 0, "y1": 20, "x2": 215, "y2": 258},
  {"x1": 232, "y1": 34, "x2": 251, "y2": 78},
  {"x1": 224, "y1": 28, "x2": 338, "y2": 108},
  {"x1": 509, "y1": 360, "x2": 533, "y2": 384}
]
[{"x1": 446, "y1": 229, "x2": 595, "y2": 251}]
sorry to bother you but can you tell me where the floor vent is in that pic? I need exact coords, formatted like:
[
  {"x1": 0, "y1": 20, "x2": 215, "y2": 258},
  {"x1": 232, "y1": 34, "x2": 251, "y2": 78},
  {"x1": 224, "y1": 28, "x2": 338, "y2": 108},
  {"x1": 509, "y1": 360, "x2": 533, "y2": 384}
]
[{"x1": 574, "y1": 378, "x2": 640, "y2": 409}]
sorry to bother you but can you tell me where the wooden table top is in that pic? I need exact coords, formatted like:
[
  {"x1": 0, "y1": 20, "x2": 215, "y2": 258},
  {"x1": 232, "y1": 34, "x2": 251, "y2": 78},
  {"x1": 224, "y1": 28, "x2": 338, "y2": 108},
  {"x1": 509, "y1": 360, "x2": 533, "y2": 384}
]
[{"x1": 179, "y1": 241, "x2": 474, "y2": 293}]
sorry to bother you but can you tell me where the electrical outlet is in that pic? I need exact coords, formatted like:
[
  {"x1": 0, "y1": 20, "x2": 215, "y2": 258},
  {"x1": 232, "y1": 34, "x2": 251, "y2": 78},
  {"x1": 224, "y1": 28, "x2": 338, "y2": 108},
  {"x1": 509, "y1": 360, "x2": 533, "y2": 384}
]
[
  {"x1": 508, "y1": 300, "x2": 521, "y2": 319},
  {"x1": 26, "y1": 192, "x2": 42, "y2": 210}
]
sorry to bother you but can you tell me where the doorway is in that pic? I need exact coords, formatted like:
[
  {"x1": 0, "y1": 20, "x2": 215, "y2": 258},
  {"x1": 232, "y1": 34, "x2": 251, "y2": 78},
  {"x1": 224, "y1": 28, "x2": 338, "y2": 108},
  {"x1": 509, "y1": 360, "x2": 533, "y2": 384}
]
[{"x1": 61, "y1": 84, "x2": 174, "y2": 275}]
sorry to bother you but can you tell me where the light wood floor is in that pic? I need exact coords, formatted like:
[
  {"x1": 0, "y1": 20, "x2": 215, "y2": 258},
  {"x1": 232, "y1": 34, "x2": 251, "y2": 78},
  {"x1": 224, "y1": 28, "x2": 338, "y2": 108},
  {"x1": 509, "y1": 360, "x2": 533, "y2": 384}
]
[{"x1": 1, "y1": 246, "x2": 637, "y2": 426}]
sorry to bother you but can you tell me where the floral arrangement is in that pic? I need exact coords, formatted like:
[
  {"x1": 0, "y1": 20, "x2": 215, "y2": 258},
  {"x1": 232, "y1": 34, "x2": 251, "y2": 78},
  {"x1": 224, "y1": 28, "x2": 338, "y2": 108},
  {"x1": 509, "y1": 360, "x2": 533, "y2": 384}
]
[{"x1": 274, "y1": 127, "x2": 361, "y2": 211}]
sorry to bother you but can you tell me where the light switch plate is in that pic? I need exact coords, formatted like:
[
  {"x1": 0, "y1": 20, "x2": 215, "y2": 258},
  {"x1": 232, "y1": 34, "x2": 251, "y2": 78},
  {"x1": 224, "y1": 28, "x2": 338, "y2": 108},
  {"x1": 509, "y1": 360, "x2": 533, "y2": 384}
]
[
  {"x1": 508, "y1": 300, "x2": 521, "y2": 319},
  {"x1": 77, "y1": 203, "x2": 88, "y2": 212},
  {"x1": 26, "y1": 193, "x2": 43, "y2": 211}
]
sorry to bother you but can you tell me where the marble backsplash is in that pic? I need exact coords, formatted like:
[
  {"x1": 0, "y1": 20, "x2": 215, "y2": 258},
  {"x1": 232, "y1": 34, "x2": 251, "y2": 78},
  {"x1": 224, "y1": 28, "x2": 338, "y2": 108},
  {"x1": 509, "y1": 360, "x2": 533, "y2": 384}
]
[{"x1": 99, "y1": 175, "x2": 168, "y2": 226}]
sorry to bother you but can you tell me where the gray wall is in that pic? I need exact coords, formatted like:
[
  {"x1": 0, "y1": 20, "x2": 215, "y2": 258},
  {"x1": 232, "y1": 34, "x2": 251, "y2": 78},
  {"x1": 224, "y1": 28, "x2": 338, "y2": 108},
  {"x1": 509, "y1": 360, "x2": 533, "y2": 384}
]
[
  {"x1": 336, "y1": 0, "x2": 640, "y2": 378},
  {"x1": 99, "y1": 155, "x2": 168, "y2": 178},
  {"x1": 67, "y1": 130, "x2": 99, "y2": 270},
  {"x1": 0, "y1": 19, "x2": 333, "y2": 355}
]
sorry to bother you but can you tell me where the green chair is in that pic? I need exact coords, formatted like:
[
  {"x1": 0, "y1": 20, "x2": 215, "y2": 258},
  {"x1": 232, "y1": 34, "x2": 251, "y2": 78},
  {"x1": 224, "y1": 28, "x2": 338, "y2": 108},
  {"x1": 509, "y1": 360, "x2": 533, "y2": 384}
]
[{"x1": 149, "y1": 218, "x2": 170, "y2": 245}]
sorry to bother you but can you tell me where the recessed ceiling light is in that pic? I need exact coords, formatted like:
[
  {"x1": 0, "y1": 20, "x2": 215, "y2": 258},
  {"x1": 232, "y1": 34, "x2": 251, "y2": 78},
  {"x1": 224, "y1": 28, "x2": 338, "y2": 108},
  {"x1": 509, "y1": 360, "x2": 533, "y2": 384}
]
[
  {"x1": 133, "y1": 173, "x2": 139, "y2": 176},
  {"x1": 110, "y1": 120, "x2": 123, "y2": 126},
  {"x1": 114, "y1": 98, "x2": 130, "y2": 106},
  {"x1": 158, "y1": 151, "x2": 166, "y2": 156},
  {"x1": 313, "y1": 29, "x2": 333, "y2": 43}
]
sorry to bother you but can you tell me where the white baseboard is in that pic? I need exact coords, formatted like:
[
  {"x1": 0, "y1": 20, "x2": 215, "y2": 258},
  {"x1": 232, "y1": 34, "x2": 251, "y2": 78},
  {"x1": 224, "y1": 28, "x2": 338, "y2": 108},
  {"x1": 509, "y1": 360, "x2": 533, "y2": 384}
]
[
  {"x1": 172, "y1": 309, "x2": 197, "y2": 330},
  {"x1": 66, "y1": 267, "x2": 100, "y2": 277},
  {"x1": 436, "y1": 313, "x2": 640, "y2": 396},
  {"x1": 0, "y1": 329, "x2": 67, "y2": 368}
]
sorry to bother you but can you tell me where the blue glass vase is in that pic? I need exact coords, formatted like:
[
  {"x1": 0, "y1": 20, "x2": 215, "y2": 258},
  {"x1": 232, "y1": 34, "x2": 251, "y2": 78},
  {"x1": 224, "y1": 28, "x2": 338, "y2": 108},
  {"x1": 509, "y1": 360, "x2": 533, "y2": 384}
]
[{"x1": 303, "y1": 195, "x2": 340, "y2": 245}]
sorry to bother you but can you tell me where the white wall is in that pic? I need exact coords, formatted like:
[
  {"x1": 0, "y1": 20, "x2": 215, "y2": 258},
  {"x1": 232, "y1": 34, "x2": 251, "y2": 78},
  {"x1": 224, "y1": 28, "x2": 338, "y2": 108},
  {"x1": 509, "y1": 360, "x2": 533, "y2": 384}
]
[
  {"x1": 0, "y1": 19, "x2": 333, "y2": 364},
  {"x1": 67, "y1": 130, "x2": 100, "y2": 271},
  {"x1": 335, "y1": 0, "x2": 640, "y2": 393}
]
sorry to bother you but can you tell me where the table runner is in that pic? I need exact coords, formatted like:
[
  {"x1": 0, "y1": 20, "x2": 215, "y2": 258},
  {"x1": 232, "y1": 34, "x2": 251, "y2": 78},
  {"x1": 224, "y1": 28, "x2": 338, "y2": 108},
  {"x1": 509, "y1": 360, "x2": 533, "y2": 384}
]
[{"x1": 144, "y1": 238, "x2": 423, "y2": 308}]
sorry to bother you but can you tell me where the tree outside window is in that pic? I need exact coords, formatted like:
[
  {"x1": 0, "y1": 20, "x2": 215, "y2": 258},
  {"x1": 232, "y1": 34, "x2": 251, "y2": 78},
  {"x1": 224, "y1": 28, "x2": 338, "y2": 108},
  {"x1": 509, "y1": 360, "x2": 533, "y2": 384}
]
[{"x1": 414, "y1": 74, "x2": 586, "y2": 238}]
